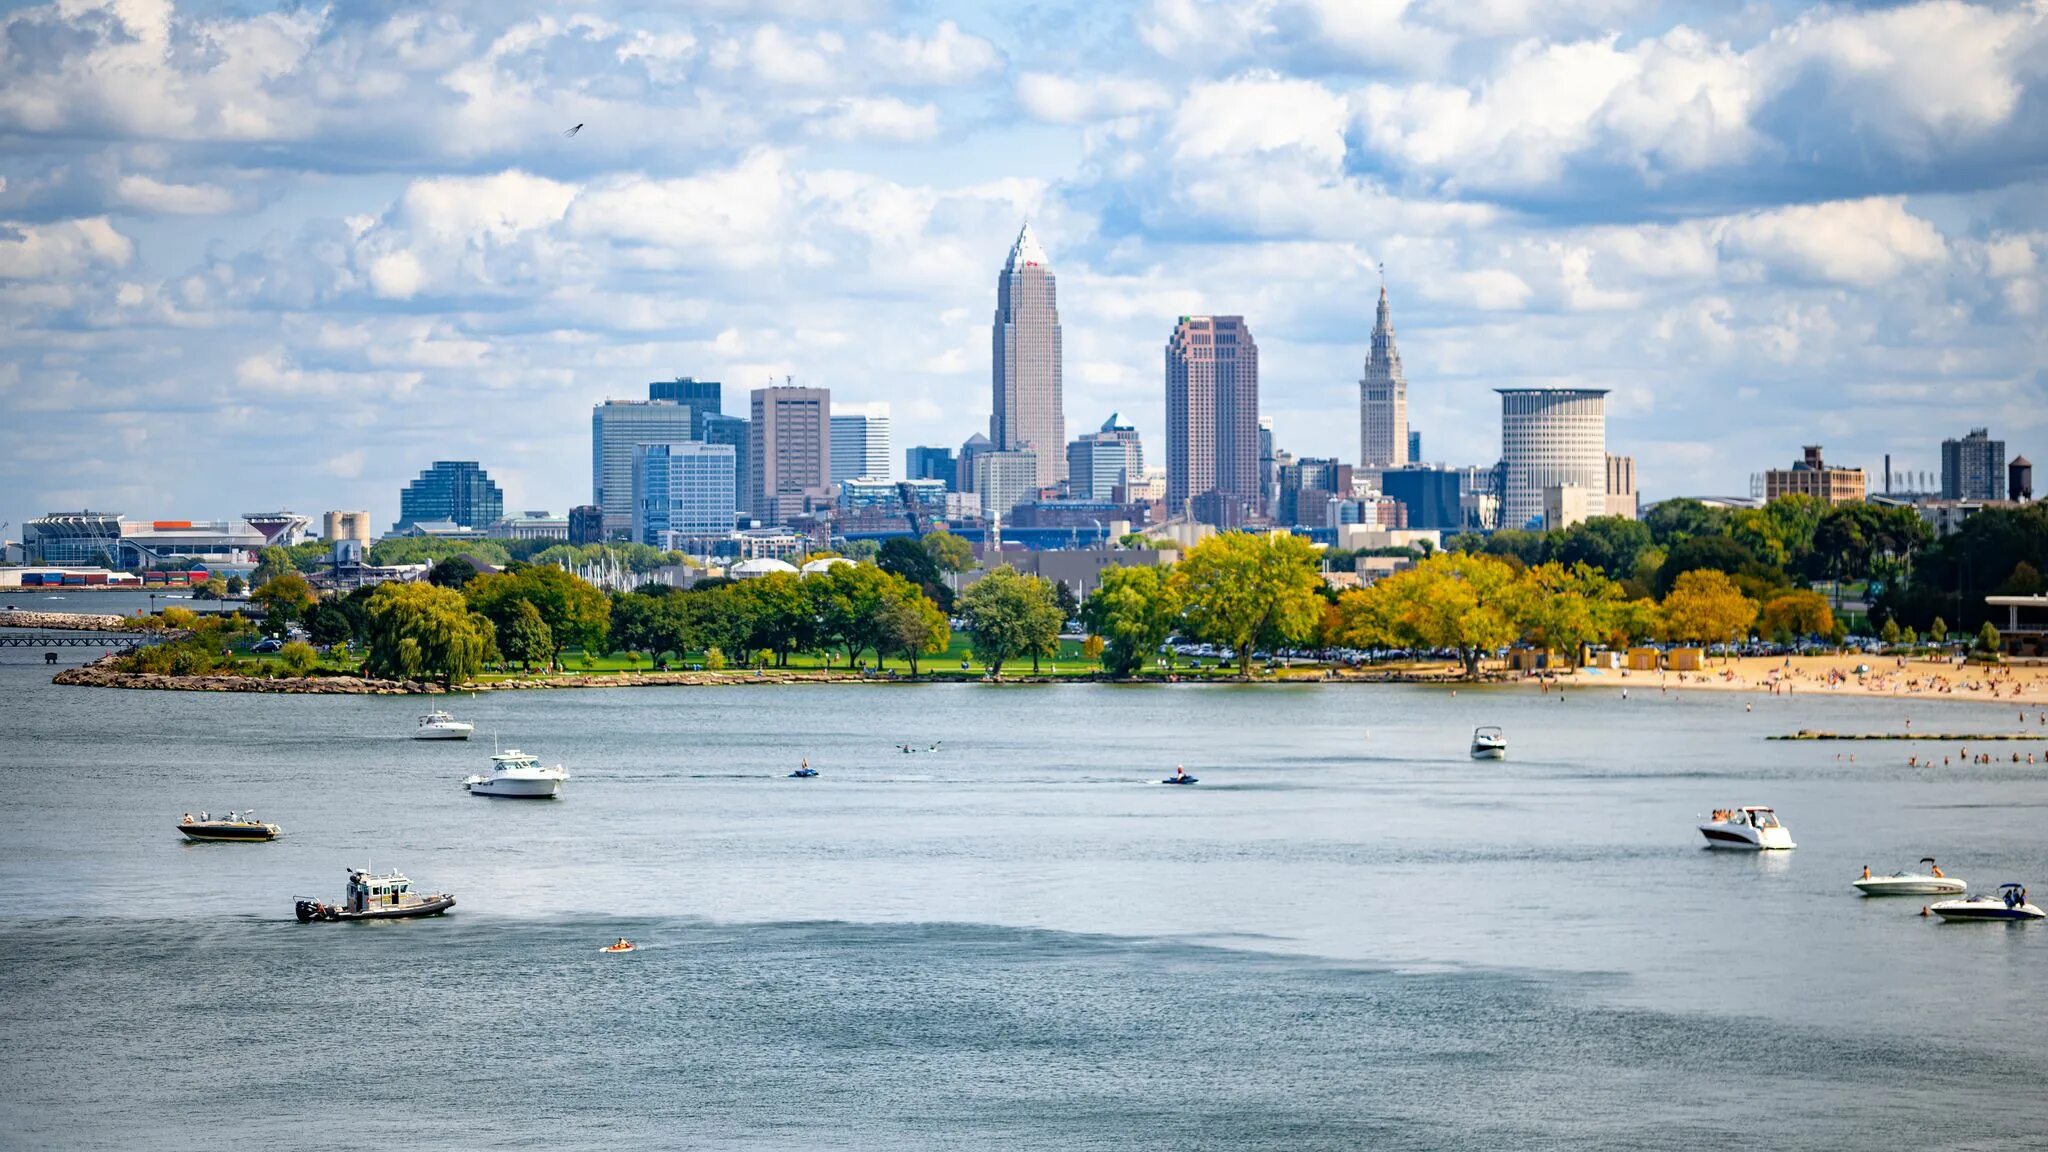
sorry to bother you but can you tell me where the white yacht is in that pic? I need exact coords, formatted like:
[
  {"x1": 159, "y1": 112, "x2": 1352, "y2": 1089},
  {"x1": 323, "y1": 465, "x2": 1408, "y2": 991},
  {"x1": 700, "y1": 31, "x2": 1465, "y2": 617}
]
[
  {"x1": 1469, "y1": 726, "x2": 1506, "y2": 760},
  {"x1": 464, "y1": 750, "x2": 567, "y2": 799},
  {"x1": 1929, "y1": 884, "x2": 2043, "y2": 922},
  {"x1": 1698, "y1": 806, "x2": 1796, "y2": 850},
  {"x1": 1854, "y1": 858, "x2": 1966, "y2": 897},
  {"x1": 414, "y1": 711, "x2": 475, "y2": 741}
]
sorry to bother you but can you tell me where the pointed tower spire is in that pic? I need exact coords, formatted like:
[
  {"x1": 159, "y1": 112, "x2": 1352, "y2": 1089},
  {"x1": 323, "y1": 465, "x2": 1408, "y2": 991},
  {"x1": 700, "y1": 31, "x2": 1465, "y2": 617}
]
[
  {"x1": 1007, "y1": 221, "x2": 1049, "y2": 270},
  {"x1": 1359, "y1": 274, "x2": 1409, "y2": 471}
]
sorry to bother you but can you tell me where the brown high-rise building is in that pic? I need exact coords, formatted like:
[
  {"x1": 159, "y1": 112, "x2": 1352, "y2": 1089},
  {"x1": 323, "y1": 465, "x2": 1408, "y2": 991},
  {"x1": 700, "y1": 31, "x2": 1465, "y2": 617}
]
[
  {"x1": 749, "y1": 385, "x2": 831, "y2": 523},
  {"x1": 1165, "y1": 315, "x2": 1260, "y2": 527},
  {"x1": 992, "y1": 223, "x2": 1065, "y2": 488}
]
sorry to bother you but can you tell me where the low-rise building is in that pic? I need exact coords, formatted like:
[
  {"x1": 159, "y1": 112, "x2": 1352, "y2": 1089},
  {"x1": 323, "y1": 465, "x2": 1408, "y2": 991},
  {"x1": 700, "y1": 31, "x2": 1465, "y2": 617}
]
[
  {"x1": 488, "y1": 511, "x2": 571, "y2": 541},
  {"x1": 1763, "y1": 446, "x2": 1865, "y2": 505},
  {"x1": 1987, "y1": 594, "x2": 2048, "y2": 659}
]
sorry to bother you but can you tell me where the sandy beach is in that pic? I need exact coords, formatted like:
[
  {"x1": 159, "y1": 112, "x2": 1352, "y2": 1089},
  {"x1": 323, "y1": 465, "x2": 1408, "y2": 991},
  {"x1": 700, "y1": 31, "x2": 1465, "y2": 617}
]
[{"x1": 1534, "y1": 654, "x2": 2048, "y2": 710}]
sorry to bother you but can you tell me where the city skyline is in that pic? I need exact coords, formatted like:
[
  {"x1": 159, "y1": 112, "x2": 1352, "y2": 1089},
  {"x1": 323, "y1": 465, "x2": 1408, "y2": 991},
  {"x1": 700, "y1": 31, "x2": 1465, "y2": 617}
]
[{"x1": 2, "y1": 1, "x2": 2044, "y2": 531}]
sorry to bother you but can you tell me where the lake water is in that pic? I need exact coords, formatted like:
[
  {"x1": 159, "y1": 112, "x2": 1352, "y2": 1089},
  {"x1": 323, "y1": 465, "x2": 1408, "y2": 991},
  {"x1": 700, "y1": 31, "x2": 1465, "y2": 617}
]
[{"x1": 3, "y1": 641, "x2": 2045, "y2": 1149}]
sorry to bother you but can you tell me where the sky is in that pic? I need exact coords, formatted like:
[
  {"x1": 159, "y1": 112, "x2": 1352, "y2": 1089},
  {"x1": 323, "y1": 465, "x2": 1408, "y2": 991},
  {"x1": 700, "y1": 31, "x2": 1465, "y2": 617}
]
[{"x1": 2, "y1": 0, "x2": 2045, "y2": 534}]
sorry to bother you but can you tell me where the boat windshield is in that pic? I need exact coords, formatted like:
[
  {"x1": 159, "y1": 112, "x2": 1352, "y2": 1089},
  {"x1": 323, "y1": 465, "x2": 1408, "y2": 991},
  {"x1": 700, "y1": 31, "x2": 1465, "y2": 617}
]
[{"x1": 1751, "y1": 811, "x2": 1780, "y2": 828}]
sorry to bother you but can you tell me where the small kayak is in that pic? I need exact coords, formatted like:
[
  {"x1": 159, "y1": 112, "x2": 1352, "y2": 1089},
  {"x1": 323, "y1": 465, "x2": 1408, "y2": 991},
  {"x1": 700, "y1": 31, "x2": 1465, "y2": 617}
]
[{"x1": 1161, "y1": 775, "x2": 1198, "y2": 785}]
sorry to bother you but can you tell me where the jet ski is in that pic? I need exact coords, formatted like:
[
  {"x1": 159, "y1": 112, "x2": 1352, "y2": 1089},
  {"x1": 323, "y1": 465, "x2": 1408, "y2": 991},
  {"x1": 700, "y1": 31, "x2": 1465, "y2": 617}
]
[
  {"x1": 1928, "y1": 884, "x2": 2043, "y2": 922},
  {"x1": 600, "y1": 940, "x2": 636, "y2": 953},
  {"x1": 1854, "y1": 858, "x2": 1965, "y2": 896},
  {"x1": 1161, "y1": 771, "x2": 1198, "y2": 785},
  {"x1": 788, "y1": 767, "x2": 818, "y2": 778}
]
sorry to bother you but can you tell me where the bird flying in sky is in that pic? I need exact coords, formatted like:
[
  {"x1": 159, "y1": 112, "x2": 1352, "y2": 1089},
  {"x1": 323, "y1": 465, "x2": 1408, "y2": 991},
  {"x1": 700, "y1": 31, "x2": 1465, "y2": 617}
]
[{"x1": 563, "y1": 123, "x2": 583, "y2": 138}]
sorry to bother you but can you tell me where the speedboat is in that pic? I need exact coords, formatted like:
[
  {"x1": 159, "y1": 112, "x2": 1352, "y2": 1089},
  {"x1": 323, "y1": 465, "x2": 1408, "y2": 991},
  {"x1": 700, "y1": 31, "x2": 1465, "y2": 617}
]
[
  {"x1": 295, "y1": 867, "x2": 455, "y2": 922},
  {"x1": 1698, "y1": 806, "x2": 1795, "y2": 850},
  {"x1": 414, "y1": 710, "x2": 475, "y2": 740},
  {"x1": 464, "y1": 749, "x2": 566, "y2": 798},
  {"x1": 177, "y1": 811, "x2": 280, "y2": 841},
  {"x1": 1928, "y1": 884, "x2": 2043, "y2": 922},
  {"x1": 1854, "y1": 858, "x2": 1966, "y2": 896},
  {"x1": 1470, "y1": 726, "x2": 1506, "y2": 760}
]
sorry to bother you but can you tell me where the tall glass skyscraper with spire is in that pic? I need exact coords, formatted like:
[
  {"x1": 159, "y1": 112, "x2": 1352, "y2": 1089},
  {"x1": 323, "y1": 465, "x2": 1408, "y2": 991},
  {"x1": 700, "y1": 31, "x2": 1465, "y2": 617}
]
[
  {"x1": 1359, "y1": 281, "x2": 1409, "y2": 473},
  {"x1": 992, "y1": 222, "x2": 1065, "y2": 488}
]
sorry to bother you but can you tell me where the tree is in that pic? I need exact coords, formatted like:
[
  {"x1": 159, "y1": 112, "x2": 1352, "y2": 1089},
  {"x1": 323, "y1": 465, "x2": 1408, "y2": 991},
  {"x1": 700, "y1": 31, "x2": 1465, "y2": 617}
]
[
  {"x1": 731, "y1": 572, "x2": 818, "y2": 666},
  {"x1": 278, "y1": 640, "x2": 318, "y2": 675},
  {"x1": 224, "y1": 575, "x2": 245, "y2": 596},
  {"x1": 1759, "y1": 589, "x2": 1835, "y2": 640},
  {"x1": 502, "y1": 600, "x2": 554, "y2": 671},
  {"x1": 1081, "y1": 635, "x2": 1105, "y2": 664},
  {"x1": 1654, "y1": 534, "x2": 1760, "y2": 598},
  {"x1": 1977, "y1": 621, "x2": 2001, "y2": 653},
  {"x1": 368, "y1": 536, "x2": 511, "y2": 568},
  {"x1": 1881, "y1": 618, "x2": 1902, "y2": 645},
  {"x1": 609, "y1": 589, "x2": 695, "y2": 658},
  {"x1": 251, "y1": 545, "x2": 294, "y2": 587},
  {"x1": 956, "y1": 566, "x2": 1061, "y2": 677},
  {"x1": 1052, "y1": 580, "x2": 1080, "y2": 622},
  {"x1": 923, "y1": 531, "x2": 975, "y2": 578},
  {"x1": 1930, "y1": 617, "x2": 1948, "y2": 645},
  {"x1": 878, "y1": 535, "x2": 942, "y2": 588},
  {"x1": 1661, "y1": 569, "x2": 1755, "y2": 648},
  {"x1": 1080, "y1": 565, "x2": 1183, "y2": 677},
  {"x1": 1519, "y1": 562, "x2": 1624, "y2": 662},
  {"x1": 1643, "y1": 498, "x2": 1729, "y2": 546},
  {"x1": 1549, "y1": 517, "x2": 1653, "y2": 578},
  {"x1": 876, "y1": 585, "x2": 950, "y2": 674},
  {"x1": 1173, "y1": 532, "x2": 1326, "y2": 677},
  {"x1": 1335, "y1": 551, "x2": 1521, "y2": 677},
  {"x1": 249, "y1": 570, "x2": 316, "y2": 627},
  {"x1": 465, "y1": 566, "x2": 611, "y2": 668},
  {"x1": 811, "y1": 562, "x2": 900, "y2": 667},
  {"x1": 427, "y1": 556, "x2": 479, "y2": 589},
  {"x1": 364, "y1": 582, "x2": 491, "y2": 687}
]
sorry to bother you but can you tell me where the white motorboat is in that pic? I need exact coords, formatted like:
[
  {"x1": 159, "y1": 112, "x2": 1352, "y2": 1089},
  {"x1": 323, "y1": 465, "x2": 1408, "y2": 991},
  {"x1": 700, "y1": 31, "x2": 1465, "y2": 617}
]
[
  {"x1": 1928, "y1": 884, "x2": 2043, "y2": 922},
  {"x1": 464, "y1": 750, "x2": 567, "y2": 799},
  {"x1": 414, "y1": 710, "x2": 475, "y2": 740},
  {"x1": 1854, "y1": 858, "x2": 1966, "y2": 897},
  {"x1": 1698, "y1": 806, "x2": 1796, "y2": 850},
  {"x1": 1469, "y1": 726, "x2": 1506, "y2": 760}
]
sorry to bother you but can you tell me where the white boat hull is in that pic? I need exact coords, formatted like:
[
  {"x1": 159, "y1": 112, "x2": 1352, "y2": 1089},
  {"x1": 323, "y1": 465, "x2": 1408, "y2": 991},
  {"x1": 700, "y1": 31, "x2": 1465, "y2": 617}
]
[
  {"x1": 415, "y1": 724, "x2": 474, "y2": 740},
  {"x1": 465, "y1": 775, "x2": 563, "y2": 798},
  {"x1": 1854, "y1": 875, "x2": 1966, "y2": 896},
  {"x1": 1698, "y1": 824, "x2": 1796, "y2": 850},
  {"x1": 1928, "y1": 897, "x2": 2044, "y2": 922},
  {"x1": 1470, "y1": 745, "x2": 1506, "y2": 760}
]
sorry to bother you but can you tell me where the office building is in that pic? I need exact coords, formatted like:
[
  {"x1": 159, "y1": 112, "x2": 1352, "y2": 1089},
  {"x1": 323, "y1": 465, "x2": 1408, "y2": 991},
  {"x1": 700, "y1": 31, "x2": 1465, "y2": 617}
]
[
  {"x1": 1166, "y1": 315, "x2": 1260, "y2": 527},
  {"x1": 648, "y1": 377, "x2": 722, "y2": 433},
  {"x1": 322, "y1": 510, "x2": 372, "y2": 546},
  {"x1": 957, "y1": 432, "x2": 993, "y2": 494},
  {"x1": 1381, "y1": 466, "x2": 1464, "y2": 532},
  {"x1": 1763, "y1": 446, "x2": 1866, "y2": 506},
  {"x1": 1543, "y1": 484, "x2": 1594, "y2": 531},
  {"x1": 1408, "y1": 430, "x2": 1422, "y2": 465},
  {"x1": 394, "y1": 461, "x2": 503, "y2": 534},
  {"x1": 1941, "y1": 429, "x2": 2006, "y2": 501},
  {"x1": 905, "y1": 446, "x2": 957, "y2": 489},
  {"x1": 1278, "y1": 457, "x2": 1352, "y2": 528},
  {"x1": 1258, "y1": 418, "x2": 1277, "y2": 516},
  {"x1": 1498, "y1": 389, "x2": 1607, "y2": 530},
  {"x1": 568, "y1": 505, "x2": 605, "y2": 546},
  {"x1": 1066, "y1": 414, "x2": 1144, "y2": 501},
  {"x1": 632, "y1": 442, "x2": 736, "y2": 547},
  {"x1": 974, "y1": 450, "x2": 1040, "y2": 519},
  {"x1": 1359, "y1": 283, "x2": 1410, "y2": 472},
  {"x1": 592, "y1": 400, "x2": 694, "y2": 538},
  {"x1": 487, "y1": 512, "x2": 569, "y2": 541},
  {"x1": 838, "y1": 478, "x2": 948, "y2": 533},
  {"x1": 1605, "y1": 454, "x2": 1638, "y2": 520},
  {"x1": 750, "y1": 384, "x2": 831, "y2": 523},
  {"x1": 992, "y1": 222, "x2": 1065, "y2": 487},
  {"x1": 830, "y1": 403, "x2": 893, "y2": 483},
  {"x1": 2012, "y1": 456, "x2": 2033, "y2": 502},
  {"x1": 701, "y1": 414, "x2": 751, "y2": 516}
]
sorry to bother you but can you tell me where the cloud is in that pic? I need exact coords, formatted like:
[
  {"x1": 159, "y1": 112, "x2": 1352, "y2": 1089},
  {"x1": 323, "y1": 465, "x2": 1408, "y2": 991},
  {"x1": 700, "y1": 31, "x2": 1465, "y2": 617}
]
[
  {"x1": 114, "y1": 174, "x2": 236, "y2": 215},
  {"x1": 0, "y1": 217, "x2": 134, "y2": 279},
  {"x1": 1719, "y1": 197, "x2": 1947, "y2": 285},
  {"x1": 810, "y1": 97, "x2": 942, "y2": 142},
  {"x1": 868, "y1": 21, "x2": 1000, "y2": 85},
  {"x1": 1015, "y1": 74, "x2": 1172, "y2": 124}
]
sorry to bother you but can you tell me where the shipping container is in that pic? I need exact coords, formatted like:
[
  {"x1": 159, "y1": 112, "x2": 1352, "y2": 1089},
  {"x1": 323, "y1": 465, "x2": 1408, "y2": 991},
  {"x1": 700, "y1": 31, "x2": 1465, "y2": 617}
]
[
  {"x1": 22, "y1": 573, "x2": 45, "y2": 586},
  {"x1": 83, "y1": 573, "x2": 109, "y2": 585},
  {"x1": 61, "y1": 576, "x2": 87, "y2": 586}
]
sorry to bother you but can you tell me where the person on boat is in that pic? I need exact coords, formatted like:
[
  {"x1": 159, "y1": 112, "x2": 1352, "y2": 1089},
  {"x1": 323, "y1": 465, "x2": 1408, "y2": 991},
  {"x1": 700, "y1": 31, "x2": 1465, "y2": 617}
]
[
  {"x1": 615, "y1": 937, "x2": 632, "y2": 950},
  {"x1": 1173, "y1": 764, "x2": 1188, "y2": 780},
  {"x1": 1861, "y1": 866, "x2": 1870, "y2": 880},
  {"x1": 182, "y1": 813, "x2": 193, "y2": 824},
  {"x1": 1930, "y1": 862, "x2": 1943, "y2": 878}
]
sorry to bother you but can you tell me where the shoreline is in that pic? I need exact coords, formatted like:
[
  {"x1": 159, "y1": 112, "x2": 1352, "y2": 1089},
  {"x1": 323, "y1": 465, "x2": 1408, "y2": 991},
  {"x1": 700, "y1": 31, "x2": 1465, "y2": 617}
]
[{"x1": 1517, "y1": 654, "x2": 2048, "y2": 709}]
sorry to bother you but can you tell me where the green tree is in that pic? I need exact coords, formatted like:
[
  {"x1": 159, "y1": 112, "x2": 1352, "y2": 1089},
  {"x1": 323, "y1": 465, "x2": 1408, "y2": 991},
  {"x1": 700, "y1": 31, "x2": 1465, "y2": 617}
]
[
  {"x1": 1880, "y1": 618, "x2": 1901, "y2": 645},
  {"x1": 465, "y1": 566, "x2": 611, "y2": 668},
  {"x1": 224, "y1": 575, "x2": 245, "y2": 596},
  {"x1": 731, "y1": 572, "x2": 819, "y2": 667},
  {"x1": 251, "y1": 545, "x2": 294, "y2": 587},
  {"x1": 923, "y1": 531, "x2": 975, "y2": 578},
  {"x1": 502, "y1": 600, "x2": 554, "y2": 671},
  {"x1": 1519, "y1": 562, "x2": 1624, "y2": 663},
  {"x1": 1661, "y1": 569, "x2": 1756, "y2": 648},
  {"x1": 1173, "y1": 532, "x2": 1326, "y2": 678},
  {"x1": 876, "y1": 584, "x2": 950, "y2": 674},
  {"x1": 877, "y1": 536, "x2": 950, "y2": 607},
  {"x1": 368, "y1": 536, "x2": 512, "y2": 568},
  {"x1": 1549, "y1": 516, "x2": 1653, "y2": 578},
  {"x1": 278, "y1": 640, "x2": 318, "y2": 675},
  {"x1": 249, "y1": 570, "x2": 316, "y2": 627},
  {"x1": 1977, "y1": 621, "x2": 2001, "y2": 653},
  {"x1": 810, "y1": 562, "x2": 900, "y2": 666},
  {"x1": 1335, "y1": 551, "x2": 1521, "y2": 676},
  {"x1": 427, "y1": 556, "x2": 479, "y2": 589},
  {"x1": 1643, "y1": 498, "x2": 1729, "y2": 546},
  {"x1": 956, "y1": 566, "x2": 1061, "y2": 677},
  {"x1": 1930, "y1": 617, "x2": 1948, "y2": 645},
  {"x1": 364, "y1": 582, "x2": 491, "y2": 687},
  {"x1": 1080, "y1": 565, "x2": 1183, "y2": 677},
  {"x1": 609, "y1": 589, "x2": 695, "y2": 658}
]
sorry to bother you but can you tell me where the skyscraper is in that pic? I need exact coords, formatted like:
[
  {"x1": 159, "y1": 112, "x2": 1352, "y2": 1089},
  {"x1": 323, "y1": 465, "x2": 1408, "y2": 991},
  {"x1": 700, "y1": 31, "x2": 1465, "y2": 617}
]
[
  {"x1": 632, "y1": 442, "x2": 736, "y2": 547},
  {"x1": 1408, "y1": 430, "x2": 1423, "y2": 464},
  {"x1": 1498, "y1": 389, "x2": 1607, "y2": 531},
  {"x1": 1359, "y1": 282, "x2": 1409, "y2": 473},
  {"x1": 750, "y1": 385, "x2": 830, "y2": 523},
  {"x1": 1166, "y1": 315, "x2": 1260, "y2": 527},
  {"x1": 701, "y1": 414, "x2": 751, "y2": 516},
  {"x1": 830, "y1": 403, "x2": 893, "y2": 482},
  {"x1": 1941, "y1": 429, "x2": 2006, "y2": 500},
  {"x1": 974, "y1": 450, "x2": 1040, "y2": 519},
  {"x1": 394, "y1": 461, "x2": 503, "y2": 533},
  {"x1": 992, "y1": 222, "x2": 1065, "y2": 488},
  {"x1": 592, "y1": 400, "x2": 695, "y2": 538},
  {"x1": 648, "y1": 377, "x2": 722, "y2": 434},
  {"x1": 905, "y1": 446, "x2": 957, "y2": 489},
  {"x1": 1065, "y1": 413, "x2": 1145, "y2": 500}
]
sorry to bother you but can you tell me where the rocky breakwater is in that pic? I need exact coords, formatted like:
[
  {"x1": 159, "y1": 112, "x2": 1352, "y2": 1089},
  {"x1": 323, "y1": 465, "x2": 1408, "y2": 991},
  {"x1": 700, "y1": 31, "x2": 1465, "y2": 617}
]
[
  {"x1": 55, "y1": 659, "x2": 444, "y2": 695},
  {"x1": 0, "y1": 609, "x2": 136, "y2": 631}
]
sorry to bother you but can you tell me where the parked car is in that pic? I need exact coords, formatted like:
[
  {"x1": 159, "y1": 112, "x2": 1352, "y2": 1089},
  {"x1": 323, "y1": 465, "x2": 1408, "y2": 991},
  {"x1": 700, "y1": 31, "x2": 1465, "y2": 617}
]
[{"x1": 252, "y1": 637, "x2": 284, "y2": 653}]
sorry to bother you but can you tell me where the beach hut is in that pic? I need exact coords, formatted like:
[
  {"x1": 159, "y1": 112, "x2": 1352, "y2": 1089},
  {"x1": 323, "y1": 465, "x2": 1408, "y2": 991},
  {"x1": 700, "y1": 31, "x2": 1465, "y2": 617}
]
[
  {"x1": 1626, "y1": 647, "x2": 1661, "y2": 671},
  {"x1": 1666, "y1": 647, "x2": 1706, "y2": 671}
]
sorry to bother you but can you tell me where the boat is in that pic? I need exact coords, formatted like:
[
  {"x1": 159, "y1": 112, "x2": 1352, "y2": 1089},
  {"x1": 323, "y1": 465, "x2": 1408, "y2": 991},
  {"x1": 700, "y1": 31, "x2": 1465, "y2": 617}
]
[
  {"x1": 1854, "y1": 858, "x2": 1966, "y2": 896},
  {"x1": 789, "y1": 767, "x2": 818, "y2": 778},
  {"x1": 413, "y1": 710, "x2": 475, "y2": 740},
  {"x1": 601, "y1": 939, "x2": 636, "y2": 953},
  {"x1": 176, "y1": 811, "x2": 280, "y2": 842},
  {"x1": 1928, "y1": 884, "x2": 2043, "y2": 922},
  {"x1": 295, "y1": 867, "x2": 456, "y2": 922},
  {"x1": 1470, "y1": 726, "x2": 1507, "y2": 760},
  {"x1": 1698, "y1": 806, "x2": 1796, "y2": 850},
  {"x1": 463, "y1": 749, "x2": 567, "y2": 798},
  {"x1": 1161, "y1": 766, "x2": 1198, "y2": 785}
]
